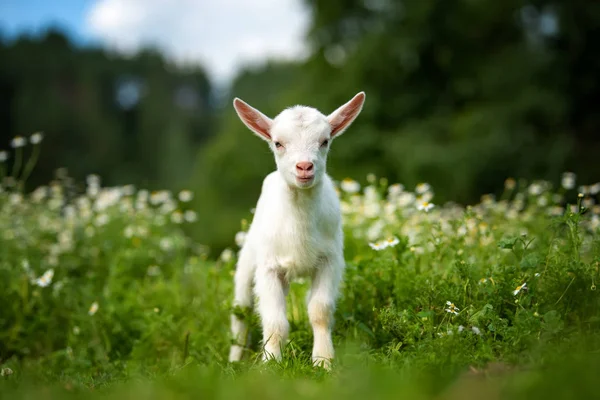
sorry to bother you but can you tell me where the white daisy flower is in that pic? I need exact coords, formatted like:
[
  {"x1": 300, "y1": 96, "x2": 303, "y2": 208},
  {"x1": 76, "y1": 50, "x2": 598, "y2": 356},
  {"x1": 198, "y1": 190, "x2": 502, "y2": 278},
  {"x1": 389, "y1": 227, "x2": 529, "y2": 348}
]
[
  {"x1": 30, "y1": 132, "x2": 44, "y2": 144},
  {"x1": 0, "y1": 150, "x2": 8, "y2": 162},
  {"x1": 33, "y1": 269, "x2": 54, "y2": 287},
  {"x1": 471, "y1": 326, "x2": 481, "y2": 335},
  {"x1": 171, "y1": 211, "x2": 184, "y2": 224},
  {"x1": 417, "y1": 201, "x2": 434, "y2": 212},
  {"x1": 445, "y1": 301, "x2": 460, "y2": 315},
  {"x1": 388, "y1": 183, "x2": 404, "y2": 196},
  {"x1": 340, "y1": 178, "x2": 360, "y2": 194},
  {"x1": 235, "y1": 231, "x2": 247, "y2": 247},
  {"x1": 220, "y1": 248, "x2": 235, "y2": 262},
  {"x1": 513, "y1": 282, "x2": 527, "y2": 296},
  {"x1": 415, "y1": 182, "x2": 431, "y2": 194},
  {"x1": 159, "y1": 238, "x2": 173, "y2": 251},
  {"x1": 10, "y1": 136, "x2": 26, "y2": 148},
  {"x1": 561, "y1": 172, "x2": 576, "y2": 190},
  {"x1": 368, "y1": 241, "x2": 387, "y2": 251},
  {"x1": 88, "y1": 301, "x2": 99, "y2": 316},
  {"x1": 178, "y1": 190, "x2": 193, "y2": 202},
  {"x1": 528, "y1": 183, "x2": 543, "y2": 196},
  {"x1": 384, "y1": 237, "x2": 400, "y2": 248},
  {"x1": 184, "y1": 210, "x2": 197, "y2": 223}
]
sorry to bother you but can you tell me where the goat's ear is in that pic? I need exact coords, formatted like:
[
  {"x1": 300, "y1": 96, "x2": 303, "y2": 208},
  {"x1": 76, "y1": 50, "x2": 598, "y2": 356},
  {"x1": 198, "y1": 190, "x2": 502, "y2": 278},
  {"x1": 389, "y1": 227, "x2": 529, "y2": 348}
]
[
  {"x1": 327, "y1": 91, "x2": 366, "y2": 138},
  {"x1": 233, "y1": 98, "x2": 273, "y2": 141}
]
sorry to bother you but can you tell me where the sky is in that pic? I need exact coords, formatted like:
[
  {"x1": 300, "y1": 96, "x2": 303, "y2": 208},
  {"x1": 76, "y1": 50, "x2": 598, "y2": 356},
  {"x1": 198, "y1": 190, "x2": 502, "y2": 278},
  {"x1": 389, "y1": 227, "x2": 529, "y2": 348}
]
[{"x1": 0, "y1": 0, "x2": 310, "y2": 85}]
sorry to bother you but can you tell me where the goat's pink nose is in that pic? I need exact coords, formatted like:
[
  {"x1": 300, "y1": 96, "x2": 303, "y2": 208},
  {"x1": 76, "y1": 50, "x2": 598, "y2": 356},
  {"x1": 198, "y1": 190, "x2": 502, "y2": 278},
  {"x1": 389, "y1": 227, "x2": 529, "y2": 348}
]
[{"x1": 296, "y1": 162, "x2": 314, "y2": 173}]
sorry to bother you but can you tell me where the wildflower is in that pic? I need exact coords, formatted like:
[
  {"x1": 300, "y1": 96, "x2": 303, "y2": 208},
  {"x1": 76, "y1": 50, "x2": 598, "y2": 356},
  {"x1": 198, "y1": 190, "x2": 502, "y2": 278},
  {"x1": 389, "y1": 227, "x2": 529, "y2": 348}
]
[
  {"x1": 528, "y1": 183, "x2": 543, "y2": 196},
  {"x1": 178, "y1": 190, "x2": 193, "y2": 202},
  {"x1": 340, "y1": 178, "x2": 360, "y2": 194},
  {"x1": 366, "y1": 173, "x2": 376, "y2": 183},
  {"x1": 171, "y1": 211, "x2": 184, "y2": 224},
  {"x1": 534, "y1": 273, "x2": 540, "y2": 277},
  {"x1": 94, "y1": 214, "x2": 109, "y2": 227},
  {"x1": 30, "y1": 131, "x2": 44, "y2": 144},
  {"x1": 184, "y1": 210, "x2": 197, "y2": 223},
  {"x1": 220, "y1": 248, "x2": 235, "y2": 262},
  {"x1": 366, "y1": 220, "x2": 385, "y2": 241},
  {"x1": 418, "y1": 192, "x2": 433, "y2": 203},
  {"x1": 369, "y1": 241, "x2": 387, "y2": 251},
  {"x1": 410, "y1": 246, "x2": 424, "y2": 254},
  {"x1": 548, "y1": 206, "x2": 564, "y2": 216},
  {"x1": 481, "y1": 194, "x2": 495, "y2": 205},
  {"x1": 33, "y1": 269, "x2": 54, "y2": 287},
  {"x1": 9, "y1": 193, "x2": 22, "y2": 205},
  {"x1": 124, "y1": 226, "x2": 135, "y2": 238},
  {"x1": 137, "y1": 226, "x2": 149, "y2": 237},
  {"x1": 479, "y1": 278, "x2": 488, "y2": 285},
  {"x1": 561, "y1": 172, "x2": 576, "y2": 190},
  {"x1": 88, "y1": 301, "x2": 99, "y2": 316},
  {"x1": 472, "y1": 326, "x2": 481, "y2": 335},
  {"x1": 590, "y1": 215, "x2": 600, "y2": 230},
  {"x1": 415, "y1": 183, "x2": 431, "y2": 194},
  {"x1": 73, "y1": 326, "x2": 80, "y2": 335},
  {"x1": 150, "y1": 190, "x2": 170, "y2": 205},
  {"x1": 504, "y1": 178, "x2": 516, "y2": 190},
  {"x1": 0, "y1": 150, "x2": 8, "y2": 162},
  {"x1": 513, "y1": 282, "x2": 527, "y2": 296},
  {"x1": 591, "y1": 183, "x2": 600, "y2": 195},
  {"x1": 388, "y1": 183, "x2": 404, "y2": 196},
  {"x1": 10, "y1": 136, "x2": 26, "y2": 148},
  {"x1": 1, "y1": 367, "x2": 13, "y2": 376},
  {"x1": 417, "y1": 201, "x2": 434, "y2": 212},
  {"x1": 384, "y1": 237, "x2": 400, "y2": 248},
  {"x1": 579, "y1": 185, "x2": 590, "y2": 195},
  {"x1": 458, "y1": 325, "x2": 465, "y2": 333},
  {"x1": 147, "y1": 265, "x2": 161, "y2": 276},
  {"x1": 235, "y1": 231, "x2": 247, "y2": 247},
  {"x1": 160, "y1": 238, "x2": 173, "y2": 251},
  {"x1": 397, "y1": 192, "x2": 416, "y2": 207},
  {"x1": 86, "y1": 174, "x2": 101, "y2": 188},
  {"x1": 582, "y1": 197, "x2": 595, "y2": 210},
  {"x1": 445, "y1": 301, "x2": 460, "y2": 315},
  {"x1": 578, "y1": 193, "x2": 584, "y2": 198}
]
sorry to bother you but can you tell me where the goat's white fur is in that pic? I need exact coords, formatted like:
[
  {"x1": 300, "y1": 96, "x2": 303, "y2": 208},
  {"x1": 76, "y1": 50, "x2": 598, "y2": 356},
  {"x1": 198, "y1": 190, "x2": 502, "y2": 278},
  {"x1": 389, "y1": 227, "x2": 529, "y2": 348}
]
[{"x1": 228, "y1": 92, "x2": 366, "y2": 369}]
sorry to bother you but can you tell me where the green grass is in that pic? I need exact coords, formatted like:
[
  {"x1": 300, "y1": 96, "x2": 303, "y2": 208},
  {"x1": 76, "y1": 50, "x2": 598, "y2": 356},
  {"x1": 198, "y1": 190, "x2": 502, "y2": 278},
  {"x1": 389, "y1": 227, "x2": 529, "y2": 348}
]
[{"x1": 1, "y1": 165, "x2": 600, "y2": 399}]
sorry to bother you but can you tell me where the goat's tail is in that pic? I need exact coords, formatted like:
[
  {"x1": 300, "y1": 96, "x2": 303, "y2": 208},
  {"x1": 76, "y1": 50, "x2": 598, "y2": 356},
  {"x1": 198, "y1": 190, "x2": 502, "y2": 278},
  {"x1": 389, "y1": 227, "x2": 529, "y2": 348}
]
[{"x1": 228, "y1": 250, "x2": 255, "y2": 363}]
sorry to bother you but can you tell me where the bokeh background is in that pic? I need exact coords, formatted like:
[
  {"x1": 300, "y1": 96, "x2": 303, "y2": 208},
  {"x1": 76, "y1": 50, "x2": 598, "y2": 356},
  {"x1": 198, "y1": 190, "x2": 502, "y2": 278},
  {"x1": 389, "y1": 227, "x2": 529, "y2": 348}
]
[{"x1": 1, "y1": 0, "x2": 599, "y2": 253}]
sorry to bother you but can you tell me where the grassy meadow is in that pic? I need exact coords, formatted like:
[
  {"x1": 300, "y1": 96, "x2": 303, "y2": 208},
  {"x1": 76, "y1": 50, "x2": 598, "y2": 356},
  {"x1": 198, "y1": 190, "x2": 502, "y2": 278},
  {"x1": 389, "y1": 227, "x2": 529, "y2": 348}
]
[{"x1": 1, "y1": 141, "x2": 600, "y2": 399}]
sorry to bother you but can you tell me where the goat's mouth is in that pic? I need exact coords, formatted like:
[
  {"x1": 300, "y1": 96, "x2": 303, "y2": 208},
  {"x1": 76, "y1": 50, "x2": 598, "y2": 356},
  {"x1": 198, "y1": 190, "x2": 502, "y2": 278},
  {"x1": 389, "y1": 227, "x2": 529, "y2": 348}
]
[{"x1": 296, "y1": 175, "x2": 314, "y2": 184}]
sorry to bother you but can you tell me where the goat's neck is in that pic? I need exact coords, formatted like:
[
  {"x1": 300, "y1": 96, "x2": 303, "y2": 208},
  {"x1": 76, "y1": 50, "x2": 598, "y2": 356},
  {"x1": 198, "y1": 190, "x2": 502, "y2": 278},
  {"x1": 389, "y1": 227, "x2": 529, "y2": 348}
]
[{"x1": 281, "y1": 174, "x2": 323, "y2": 205}]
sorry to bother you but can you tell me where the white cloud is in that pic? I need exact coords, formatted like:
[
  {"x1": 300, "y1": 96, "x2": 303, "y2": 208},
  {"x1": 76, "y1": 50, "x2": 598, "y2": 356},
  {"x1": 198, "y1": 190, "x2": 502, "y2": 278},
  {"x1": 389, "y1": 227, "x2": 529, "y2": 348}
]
[{"x1": 85, "y1": 0, "x2": 310, "y2": 84}]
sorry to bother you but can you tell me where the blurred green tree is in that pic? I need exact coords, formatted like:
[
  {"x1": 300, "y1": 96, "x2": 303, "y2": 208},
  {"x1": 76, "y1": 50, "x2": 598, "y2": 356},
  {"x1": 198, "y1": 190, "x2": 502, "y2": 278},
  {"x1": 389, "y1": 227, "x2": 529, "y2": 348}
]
[
  {"x1": 0, "y1": 29, "x2": 214, "y2": 191},
  {"x1": 189, "y1": 0, "x2": 600, "y2": 252}
]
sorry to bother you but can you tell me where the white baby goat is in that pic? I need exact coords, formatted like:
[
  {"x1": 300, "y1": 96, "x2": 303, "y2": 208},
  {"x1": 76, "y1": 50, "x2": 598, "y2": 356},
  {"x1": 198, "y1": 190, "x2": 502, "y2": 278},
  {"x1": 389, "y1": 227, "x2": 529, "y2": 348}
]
[{"x1": 228, "y1": 92, "x2": 366, "y2": 369}]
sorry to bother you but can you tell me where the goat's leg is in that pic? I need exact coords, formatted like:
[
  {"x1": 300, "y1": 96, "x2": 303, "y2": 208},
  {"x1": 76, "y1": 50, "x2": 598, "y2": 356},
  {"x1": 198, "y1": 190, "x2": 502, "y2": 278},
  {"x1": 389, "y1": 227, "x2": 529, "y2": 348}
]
[
  {"x1": 308, "y1": 255, "x2": 343, "y2": 369},
  {"x1": 255, "y1": 267, "x2": 289, "y2": 362},
  {"x1": 229, "y1": 250, "x2": 255, "y2": 362}
]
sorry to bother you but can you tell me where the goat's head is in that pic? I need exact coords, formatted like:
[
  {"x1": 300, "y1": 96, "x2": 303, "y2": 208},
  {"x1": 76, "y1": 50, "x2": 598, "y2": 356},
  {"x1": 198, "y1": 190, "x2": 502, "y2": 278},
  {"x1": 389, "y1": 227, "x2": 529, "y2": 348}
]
[{"x1": 233, "y1": 92, "x2": 366, "y2": 189}]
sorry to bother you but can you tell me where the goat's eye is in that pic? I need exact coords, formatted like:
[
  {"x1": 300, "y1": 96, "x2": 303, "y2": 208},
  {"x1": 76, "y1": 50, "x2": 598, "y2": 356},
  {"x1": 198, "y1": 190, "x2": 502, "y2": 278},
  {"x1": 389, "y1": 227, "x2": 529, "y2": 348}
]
[
  {"x1": 321, "y1": 140, "x2": 329, "y2": 147},
  {"x1": 274, "y1": 142, "x2": 283, "y2": 149}
]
